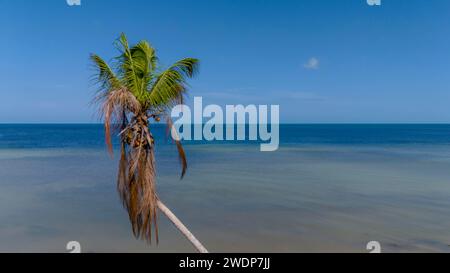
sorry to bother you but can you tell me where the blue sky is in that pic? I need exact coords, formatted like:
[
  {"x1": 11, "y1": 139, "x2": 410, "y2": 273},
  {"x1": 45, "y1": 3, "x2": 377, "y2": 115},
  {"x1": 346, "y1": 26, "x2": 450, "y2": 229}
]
[{"x1": 0, "y1": 0, "x2": 449, "y2": 123}]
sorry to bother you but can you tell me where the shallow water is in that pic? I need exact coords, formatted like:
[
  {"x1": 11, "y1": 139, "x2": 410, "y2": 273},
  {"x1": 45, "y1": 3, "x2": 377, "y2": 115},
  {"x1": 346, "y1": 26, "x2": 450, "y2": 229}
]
[{"x1": 0, "y1": 124, "x2": 450, "y2": 252}]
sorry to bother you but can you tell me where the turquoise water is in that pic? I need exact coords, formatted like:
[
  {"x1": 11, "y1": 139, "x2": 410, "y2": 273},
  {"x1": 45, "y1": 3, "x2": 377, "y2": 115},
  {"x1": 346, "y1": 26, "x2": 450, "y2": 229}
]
[{"x1": 0, "y1": 124, "x2": 450, "y2": 252}]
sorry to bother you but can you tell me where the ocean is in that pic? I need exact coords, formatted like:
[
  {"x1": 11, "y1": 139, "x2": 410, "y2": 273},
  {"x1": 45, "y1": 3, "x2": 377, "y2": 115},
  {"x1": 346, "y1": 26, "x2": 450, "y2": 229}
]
[{"x1": 0, "y1": 124, "x2": 450, "y2": 252}]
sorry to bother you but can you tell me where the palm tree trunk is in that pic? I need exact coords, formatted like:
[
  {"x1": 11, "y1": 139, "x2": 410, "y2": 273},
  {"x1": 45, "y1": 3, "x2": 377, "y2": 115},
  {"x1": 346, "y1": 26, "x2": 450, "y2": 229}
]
[{"x1": 157, "y1": 200, "x2": 209, "y2": 253}]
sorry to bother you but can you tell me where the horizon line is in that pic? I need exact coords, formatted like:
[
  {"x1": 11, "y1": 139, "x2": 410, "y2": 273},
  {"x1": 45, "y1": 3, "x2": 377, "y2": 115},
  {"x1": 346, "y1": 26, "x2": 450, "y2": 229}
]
[{"x1": 1, "y1": 122, "x2": 450, "y2": 125}]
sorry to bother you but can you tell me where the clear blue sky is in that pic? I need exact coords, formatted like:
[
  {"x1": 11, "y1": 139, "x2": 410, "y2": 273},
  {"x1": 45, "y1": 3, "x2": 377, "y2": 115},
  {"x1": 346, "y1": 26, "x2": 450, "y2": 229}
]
[{"x1": 0, "y1": 0, "x2": 449, "y2": 123}]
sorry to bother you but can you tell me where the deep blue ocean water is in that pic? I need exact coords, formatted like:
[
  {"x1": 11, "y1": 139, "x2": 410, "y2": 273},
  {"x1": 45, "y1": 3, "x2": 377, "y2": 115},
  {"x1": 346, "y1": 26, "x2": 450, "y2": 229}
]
[
  {"x1": 0, "y1": 124, "x2": 450, "y2": 252},
  {"x1": 2, "y1": 124, "x2": 450, "y2": 148}
]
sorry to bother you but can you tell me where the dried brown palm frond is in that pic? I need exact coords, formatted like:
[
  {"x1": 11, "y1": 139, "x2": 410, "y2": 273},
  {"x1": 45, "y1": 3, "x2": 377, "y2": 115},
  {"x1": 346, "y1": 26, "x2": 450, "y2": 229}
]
[
  {"x1": 117, "y1": 115, "x2": 159, "y2": 243},
  {"x1": 96, "y1": 87, "x2": 140, "y2": 155},
  {"x1": 166, "y1": 116, "x2": 187, "y2": 179}
]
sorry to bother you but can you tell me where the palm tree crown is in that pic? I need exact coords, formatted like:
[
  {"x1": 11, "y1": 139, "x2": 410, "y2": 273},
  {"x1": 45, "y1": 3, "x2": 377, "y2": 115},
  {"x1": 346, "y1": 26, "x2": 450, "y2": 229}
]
[{"x1": 91, "y1": 33, "x2": 199, "y2": 243}]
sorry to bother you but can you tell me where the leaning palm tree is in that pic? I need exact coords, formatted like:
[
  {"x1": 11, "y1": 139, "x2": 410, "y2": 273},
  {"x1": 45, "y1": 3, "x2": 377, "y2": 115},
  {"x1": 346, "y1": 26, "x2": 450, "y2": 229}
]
[{"x1": 91, "y1": 33, "x2": 207, "y2": 253}]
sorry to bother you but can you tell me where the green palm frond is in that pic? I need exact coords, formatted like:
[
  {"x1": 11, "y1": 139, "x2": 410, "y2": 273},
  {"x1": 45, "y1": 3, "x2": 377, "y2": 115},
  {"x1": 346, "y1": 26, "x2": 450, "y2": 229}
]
[
  {"x1": 147, "y1": 58, "x2": 199, "y2": 109},
  {"x1": 131, "y1": 40, "x2": 158, "y2": 75},
  {"x1": 130, "y1": 40, "x2": 158, "y2": 101},
  {"x1": 115, "y1": 33, "x2": 144, "y2": 100},
  {"x1": 90, "y1": 54, "x2": 121, "y2": 93}
]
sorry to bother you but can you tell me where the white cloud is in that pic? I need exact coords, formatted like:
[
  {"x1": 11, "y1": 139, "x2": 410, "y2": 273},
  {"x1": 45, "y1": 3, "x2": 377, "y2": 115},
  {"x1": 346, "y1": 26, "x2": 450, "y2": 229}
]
[{"x1": 304, "y1": 57, "x2": 320, "y2": 70}]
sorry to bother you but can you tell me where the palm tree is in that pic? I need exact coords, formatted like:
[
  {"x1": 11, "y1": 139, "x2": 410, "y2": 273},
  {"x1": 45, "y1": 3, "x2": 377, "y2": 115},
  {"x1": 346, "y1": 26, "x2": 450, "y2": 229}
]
[{"x1": 91, "y1": 33, "x2": 207, "y2": 253}]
